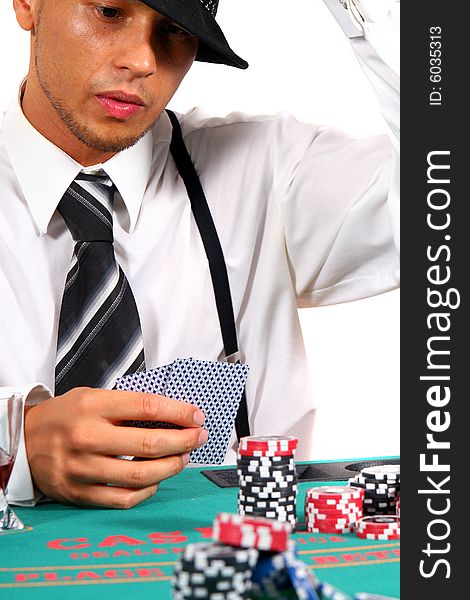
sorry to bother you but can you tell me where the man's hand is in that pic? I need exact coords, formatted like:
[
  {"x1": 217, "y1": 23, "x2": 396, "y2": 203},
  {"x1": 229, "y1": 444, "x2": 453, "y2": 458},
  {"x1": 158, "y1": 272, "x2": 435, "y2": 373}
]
[{"x1": 24, "y1": 388, "x2": 208, "y2": 509}]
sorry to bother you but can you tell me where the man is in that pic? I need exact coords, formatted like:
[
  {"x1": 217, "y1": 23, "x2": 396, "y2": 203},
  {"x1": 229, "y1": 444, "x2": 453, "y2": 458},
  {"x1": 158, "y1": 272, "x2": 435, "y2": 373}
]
[{"x1": 1, "y1": 0, "x2": 399, "y2": 509}]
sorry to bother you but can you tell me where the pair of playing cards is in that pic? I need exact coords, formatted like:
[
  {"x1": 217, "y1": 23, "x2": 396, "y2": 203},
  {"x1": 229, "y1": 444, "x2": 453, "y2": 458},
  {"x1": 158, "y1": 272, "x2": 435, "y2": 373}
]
[{"x1": 115, "y1": 358, "x2": 249, "y2": 464}]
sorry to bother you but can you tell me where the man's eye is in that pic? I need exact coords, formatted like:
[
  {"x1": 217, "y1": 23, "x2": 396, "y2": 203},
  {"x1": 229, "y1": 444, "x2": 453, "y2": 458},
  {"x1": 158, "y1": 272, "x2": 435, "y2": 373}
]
[
  {"x1": 96, "y1": 6, "x2": 122, "y2": 19},
  {"x1": 163, "y1": 22, "x2": 191, "y2": 36}
]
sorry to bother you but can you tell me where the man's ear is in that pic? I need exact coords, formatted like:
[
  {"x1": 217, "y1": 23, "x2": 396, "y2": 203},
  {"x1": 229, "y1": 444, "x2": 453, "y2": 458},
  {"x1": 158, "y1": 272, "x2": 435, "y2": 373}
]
[{"x1": 13, "y1": 0, "x2": 39, "y2": 32}]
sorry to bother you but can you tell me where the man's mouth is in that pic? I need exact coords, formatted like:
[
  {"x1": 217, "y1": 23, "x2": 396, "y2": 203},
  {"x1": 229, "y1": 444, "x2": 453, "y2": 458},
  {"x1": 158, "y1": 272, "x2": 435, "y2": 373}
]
[{"x1": 96, "y1": 91, "x2": 146, "y2": 120}]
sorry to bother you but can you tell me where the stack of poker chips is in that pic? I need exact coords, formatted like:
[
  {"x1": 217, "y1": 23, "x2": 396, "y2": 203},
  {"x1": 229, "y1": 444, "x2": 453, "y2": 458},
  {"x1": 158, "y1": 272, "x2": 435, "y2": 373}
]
[
  {"x1": 304, "y1": 486, "x2": 364, "y2": 534},
  {"x1": 213, "y1": 513, "x2": 292, "y2": 553},
  {"x1": 348, "y1": 465, "x2": 400, "y2": 516},
  {"x1": 172, "y1": 542, "x2": 258, "y2": 599},
  {"x1": 354, "y1": 516, "x2": 400, "y2": 540},
  {"x1": 212, "y1": 513, "x2": 297, "y2": 599},
  {"x1": 174, "y1": 512, "x2": 398, "y2": 600},
  {"x1": 396, "y1": 497, "x2": 400, "y2": 517},
  {"x1": 250, "y1": 545, "x2": 298, "y2": 599},
  {"x1": 213, "y1": 512, "x2": 320, "y2": 600},
  {"x1": 237, "y1": 436, "x2": 298, "y2": 529}
]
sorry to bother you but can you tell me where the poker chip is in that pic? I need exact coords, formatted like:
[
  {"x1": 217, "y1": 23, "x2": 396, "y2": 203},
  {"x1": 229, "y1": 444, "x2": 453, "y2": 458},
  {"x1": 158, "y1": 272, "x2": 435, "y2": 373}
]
[
  {"x1": 240, "y1": 476, "x2": 297, "y2": 487},
  {"x1": 240, "y1": 508, "x2": 297, "y2": 526},
  {"x1": 308, "y1": 526, "x2": 355, "y2": 535},
  {"x1": 213, "y1": 513, "x2": 292, "y2": 553},
  {"x1": 239, "y1": 494, "x2": 296, "y2": 507},
  {"x1": 360, "y1": 465, "x2": 400, "y2": 480},
  {"x1": 318, "y1": 581, "x2": 352, "y2": 599},
  {"x1": 285, "y1": 556, "x2": 322, "y2": 600},
  {"x1": 238, "y1": 436, "x2": 298, "y2": 528},
  {"x1": 251, "y1": 540, "x2": 298, "y2": 599},
  {"x1": 239, "y1": 435, "x2": 298, "y2": 453},
  {"x1": 172, "y1": 509, "x2": 370, "y2": 600},
  {"x1": 305, "y1": 505, "x2": 362, "y2": 516},
  {"x1": 238, "y1": 455, "x2": 296, "y2": 466},
  {"x1": 308, "y1": 514, "x2": 358, "y2": 525},
  {"x1": 305, "y1": 486, "x2": 364, "y2": 533},
  {"x1": 306, "y1": 486, "x2": 363, "y2": 501},
  {"x1": 348, "y1": 464, "x2": 400, "y2": 517},
  {"x1": 354, "y1": 516, "x2": 400, "y2": 540},
  {"x1": 172, "y1": 542, "x2": 258, "y2": 599},
  {"x1": 241, "y1": 487, "x2": 298, "y2": 499}
]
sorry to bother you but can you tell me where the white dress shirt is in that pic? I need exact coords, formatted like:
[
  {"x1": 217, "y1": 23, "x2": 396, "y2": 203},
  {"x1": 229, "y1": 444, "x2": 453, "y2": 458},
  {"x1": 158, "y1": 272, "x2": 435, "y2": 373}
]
[{"x1": 1, "y1": 6, "x2": 399, "y2": 505}]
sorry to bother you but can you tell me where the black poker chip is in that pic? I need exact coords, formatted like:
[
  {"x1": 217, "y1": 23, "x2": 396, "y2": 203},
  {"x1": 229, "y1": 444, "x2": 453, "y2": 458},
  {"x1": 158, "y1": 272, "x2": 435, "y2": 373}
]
[
  {"x1": 238, "y1": 478, "x2": 298, "y2": 490},
  {"x1": 239, "y1": 493, "x2": 296, "y2": 505},
  {"x1": 239, "y1": 478, "x2": 298, "y2": 488},
  {"x1": 348, "y1": 479, "x2": 398, "y2": 491},
  {"x1": 239, "y1": 485, "x2": 298, "y2": 498},
  {"x1": 360, "y1": 465, "x2": 400, "y2": 480},
  {"x1": 237, "y1": 467, "x2": 297, "y2": 479},
  {"x1": 238, "y1": 470, "x2": 297, "y2": 478},
  {"x1": 360, "y1": 490, "x2": 399, "y2": 499}
]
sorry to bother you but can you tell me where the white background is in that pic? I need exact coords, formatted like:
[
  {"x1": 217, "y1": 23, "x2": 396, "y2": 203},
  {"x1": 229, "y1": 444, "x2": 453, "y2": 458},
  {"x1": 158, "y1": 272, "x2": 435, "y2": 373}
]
[{"x1": 0, "y1": 0, "x2": 399, "y2": 460}]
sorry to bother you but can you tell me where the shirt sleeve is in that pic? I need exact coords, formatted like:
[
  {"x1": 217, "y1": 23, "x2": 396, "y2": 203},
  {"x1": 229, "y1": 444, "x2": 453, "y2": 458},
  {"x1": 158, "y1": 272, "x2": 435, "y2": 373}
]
[
  {"x1": 276, "y1": 1, "x2": 399, "y2": 307},
  {"x1": 3, "y1": 384, "x2": 51, "y2": 506},
  {"x1": 325, "y1": 0, "x2": 400, "y2": 251},
  {"x1": 272, "y1": 114, "x2": 399, "y2": 308}
]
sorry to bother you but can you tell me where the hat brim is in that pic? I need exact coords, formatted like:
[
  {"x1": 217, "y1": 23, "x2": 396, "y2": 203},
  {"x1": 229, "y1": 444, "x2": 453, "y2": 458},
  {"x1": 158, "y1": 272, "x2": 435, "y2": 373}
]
[{"x1": 141, "y1": 0, "x2": 248, "y2": 69}]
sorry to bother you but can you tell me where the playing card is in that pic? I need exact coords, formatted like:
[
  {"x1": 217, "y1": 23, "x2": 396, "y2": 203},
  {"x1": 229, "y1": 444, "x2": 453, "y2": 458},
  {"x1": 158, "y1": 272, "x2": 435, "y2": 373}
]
[{"x1": 115, "y1": 358, "x2": 249, "y2": 464}]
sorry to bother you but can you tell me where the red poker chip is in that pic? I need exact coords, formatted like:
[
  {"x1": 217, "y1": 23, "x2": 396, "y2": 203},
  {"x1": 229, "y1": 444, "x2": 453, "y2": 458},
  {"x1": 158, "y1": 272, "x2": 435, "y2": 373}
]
[
  {"x1": 307, "y1": 523, "x2": 358, "y2": 534},
  {"x1": 355, "y1": 530, "x2": 400, "y2": 540},
  {"x1": 355, "y1": 521, "x2": 400, "y2": 529},
  {"x1": 212, "y1": 513, "x2": 292, "y2": 553},
  {"x1": 238, "y1": 449, "x2": 297, "y2": 458},
  {"x1": 307, "y1": 518, "x2": 359, "y2": 528},
  {"x1": 355, "y1": 528, "x2": 400, "y2": 537},
  {"x1": 305, "y1": 508, "x2": 363, "y2": 519},
  {"x1": 307, "y1": 524, "x2": 354, "y2": 534},
  {"x1": 355, "y1": 516, "x2": 400, "y2": 532},
  {"x1": 239, "y1": 435, "x2": 298, "y2": 449},
  {"x1": 306, "y1": 486, "x2": 364, "y2": 501},
  {"x1": 306, "y1": 494, "x2": 363, "y2": 503},
  {"x1": 308, "y1": 513, "x2": 359, "y2": 524},
  {"x1": 306, "y1": 507, "x2": 361, "y2": 517},
  {"x1": 305, "y1": 502, "x2": 363, "y2": 513},
  {"x1": 305, "y1": 488, "x2": 364, "y2": 506}
]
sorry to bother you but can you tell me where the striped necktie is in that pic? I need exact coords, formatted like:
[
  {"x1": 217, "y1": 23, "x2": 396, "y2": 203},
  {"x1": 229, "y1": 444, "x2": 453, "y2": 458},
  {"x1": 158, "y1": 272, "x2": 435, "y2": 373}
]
[{"x1": 54, "y1": 170, "x2": 145, "y2": 396}]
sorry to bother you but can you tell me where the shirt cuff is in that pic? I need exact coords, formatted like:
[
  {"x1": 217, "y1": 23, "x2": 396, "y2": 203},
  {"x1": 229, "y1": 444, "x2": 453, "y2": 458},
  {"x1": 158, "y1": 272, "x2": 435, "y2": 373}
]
[{"x1": 3, "y1": 383, "x2": 52, "y2": 506}]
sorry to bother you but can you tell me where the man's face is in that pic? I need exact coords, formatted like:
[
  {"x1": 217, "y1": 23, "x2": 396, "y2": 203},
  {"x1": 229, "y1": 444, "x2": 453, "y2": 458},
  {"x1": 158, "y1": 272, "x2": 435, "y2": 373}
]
[{"x1": 22, "y1": 0, "x2": 198, "y2": 163}]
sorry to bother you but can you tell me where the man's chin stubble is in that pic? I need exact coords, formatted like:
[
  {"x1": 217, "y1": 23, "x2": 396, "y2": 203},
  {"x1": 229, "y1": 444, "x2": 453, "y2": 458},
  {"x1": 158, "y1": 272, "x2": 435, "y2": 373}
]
[
  {"x1": 41, "y1": 87, "x2": 151, "y2": 153},
  {"x1": 60, "y1": 116, "x2": 152, "y2": 154}
]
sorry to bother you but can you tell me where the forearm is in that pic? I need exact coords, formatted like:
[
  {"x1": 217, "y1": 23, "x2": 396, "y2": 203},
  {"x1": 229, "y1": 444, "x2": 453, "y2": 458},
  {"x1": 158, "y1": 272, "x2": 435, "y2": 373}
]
[{"x1": 324, "y1": 0, "x2": 400, "y2": 252}]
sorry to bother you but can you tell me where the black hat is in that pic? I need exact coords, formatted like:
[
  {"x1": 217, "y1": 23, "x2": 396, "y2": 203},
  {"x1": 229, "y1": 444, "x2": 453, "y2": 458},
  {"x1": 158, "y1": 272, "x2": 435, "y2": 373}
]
[{"x1": 141, "y1": 0, "x2": 248, "y2": 69}]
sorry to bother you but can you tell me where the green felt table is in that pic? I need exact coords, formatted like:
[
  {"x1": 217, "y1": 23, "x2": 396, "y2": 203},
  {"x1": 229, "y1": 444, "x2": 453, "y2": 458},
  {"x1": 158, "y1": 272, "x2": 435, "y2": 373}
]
[{"x1": 0, "y1": 460, "x2": 400, "y2": 599}]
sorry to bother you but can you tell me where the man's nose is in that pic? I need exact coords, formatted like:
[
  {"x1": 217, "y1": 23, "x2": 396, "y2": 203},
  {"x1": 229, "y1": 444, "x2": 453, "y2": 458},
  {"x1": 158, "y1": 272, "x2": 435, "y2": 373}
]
[{"x1": 113, "y1": 27, "x2": 157, "y2": 78}]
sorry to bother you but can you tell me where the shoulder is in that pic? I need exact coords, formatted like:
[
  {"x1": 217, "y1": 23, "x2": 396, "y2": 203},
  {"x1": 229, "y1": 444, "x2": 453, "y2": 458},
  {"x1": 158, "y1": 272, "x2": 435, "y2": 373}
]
[
  {"x1": 177, "y1": 107, "x2": 322, "y2": 143},
  {"x1": 169, "y1": 108, "x2": 328, "y2": 170}
]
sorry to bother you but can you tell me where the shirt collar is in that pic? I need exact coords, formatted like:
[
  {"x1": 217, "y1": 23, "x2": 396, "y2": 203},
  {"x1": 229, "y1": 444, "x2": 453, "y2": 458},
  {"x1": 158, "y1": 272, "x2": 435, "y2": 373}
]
[{"x1": 3, "y1": 90, "x2": 170, "y2": 235}]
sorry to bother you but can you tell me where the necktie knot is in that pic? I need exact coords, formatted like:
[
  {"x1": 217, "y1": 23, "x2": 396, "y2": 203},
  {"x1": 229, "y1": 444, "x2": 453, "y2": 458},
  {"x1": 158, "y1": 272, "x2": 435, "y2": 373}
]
[{"x1": 58, "y1": 170, "x2": 115, "y2": 243}]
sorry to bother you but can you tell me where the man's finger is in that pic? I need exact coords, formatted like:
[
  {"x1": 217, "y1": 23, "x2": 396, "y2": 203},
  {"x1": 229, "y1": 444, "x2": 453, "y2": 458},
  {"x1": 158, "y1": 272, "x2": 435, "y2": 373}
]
[
  {"x1": 91, "y1": 388, "x2": 205, "y2": 427},
  {"x1": 93, "y1": 422, "x2": 208, "y2": 458},
  {"x1": 65, "y1": 483, "x2": 159, "y2": 510},
  {"x1": 71, "y1": 454, "x2": 189, "y2": 487}
]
